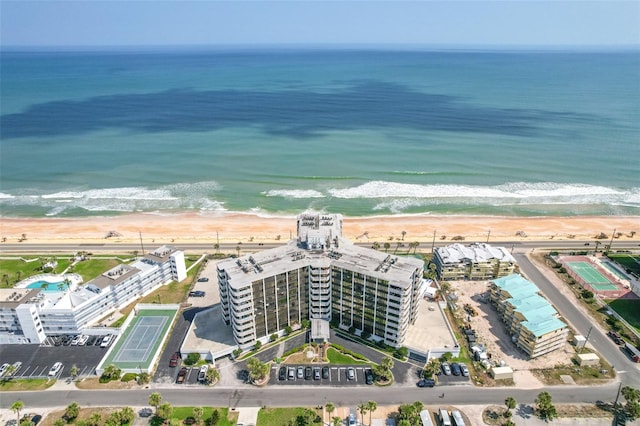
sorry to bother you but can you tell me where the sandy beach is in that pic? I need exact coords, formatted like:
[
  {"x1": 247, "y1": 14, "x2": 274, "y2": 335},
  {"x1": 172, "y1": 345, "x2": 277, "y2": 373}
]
[{"x1": 1, "y1": 213, "x2": 638, "y2": 246}]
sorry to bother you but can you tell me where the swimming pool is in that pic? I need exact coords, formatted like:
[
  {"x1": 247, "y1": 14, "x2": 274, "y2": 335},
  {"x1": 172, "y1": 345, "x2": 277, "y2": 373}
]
[{"x1": 27, "y1": 280, "x2": 68, "y2": 292}]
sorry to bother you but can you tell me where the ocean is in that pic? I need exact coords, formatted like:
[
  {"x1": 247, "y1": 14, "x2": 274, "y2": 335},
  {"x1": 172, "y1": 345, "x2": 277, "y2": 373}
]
[{"x1": 1, "y1": 48, "x2": 638, "y2": 218}]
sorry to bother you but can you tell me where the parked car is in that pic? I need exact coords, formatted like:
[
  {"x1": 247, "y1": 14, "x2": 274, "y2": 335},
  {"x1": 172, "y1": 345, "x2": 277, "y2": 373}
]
[
  {"x1": 11, "y1": 362, "x2": 22, "y2": 375},
  {"x1": 322, "y1": 366, "x2": 330, "y2": 379},
  {"x1": 304, "y1": 366, "x2": 312, "y2": 380},
  {"x1": 297, "y1": 366, "x2": 304, "y2": 379},
  {"x1": 348, "y1": 413, "x2": 357, "y2": 426},
  {"x1": 77, "y1": 335, "x2": 89, "y2": 346},
  {"x1": 347, "y1": 367, "x2": 356, "y2": 380},
  {"x1": 365, "y1": 368, "x2": 374, "y2": 385},
  {"x1": 198, "y1": 365, "x2": 209, "y2": 382},
  {"x1": 417, "y1": 379, "x2": 436, "y2": 388},
  {"x1": 313, "y1": 367, "x2": 321, "y2": 380},
  {"x1": 170, "y1": 353, "x2": 180, "y2": 367},
  {"x1": 278, "y1": 366, "x2": 287, "y2": 381},
  {"x1": 86, "y1": 336, "x2": 97, "y2": 346},
  {"x1": 188, "y1": 291, "x2": 206, "y2": 297},
  {"x1": 0, "y1": 363, "x2": 9, "y2": 376},
  {"x1": 176, "y1": 367, "x2": 188, "y2": 384},
  {"x1": 197, "y1": 277, "x2": 209, "y2": 282},
  {"x1": 459, "y1": 363, "x2": 469, "y2": 377},
  {"x1": 288, "y1": 367, "x2": 295, "y2": 380},
  {"x1": 48, "y1": 362, "x2": 63, "y2": 377},
  {"x1": 70, "y1": 335, "x2": 81, "y2": 346},
  {"x1": 451, "y1": 362, "x2": 462, "y2": 376},
  {"x1": 441, "y1": 362, "x2": 452, "y2": 376},
  {"x1": 608, "y1": 330, "x2": 625, "y2": 345},
  {"x1": 139, "y1": 408, "x2": 153, "y2": 418},
  {"x1": 101, "y1": 335, "x2": 114, "y2": 348}
]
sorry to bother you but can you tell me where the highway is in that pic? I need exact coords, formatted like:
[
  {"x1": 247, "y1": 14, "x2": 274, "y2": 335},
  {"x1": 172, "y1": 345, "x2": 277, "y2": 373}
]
[
  {"x1": 1, "y1": 240, "x2": 639, "y2": 410},
  {"x1": 2, "y1": 239, "x2": 639, "y2": 254}
]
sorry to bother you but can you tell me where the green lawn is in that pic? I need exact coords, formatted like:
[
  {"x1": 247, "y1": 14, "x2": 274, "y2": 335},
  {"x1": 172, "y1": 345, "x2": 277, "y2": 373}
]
[
  {"x1": 607, "y1": 254, "x2": 640, "y2": 276},
  {"x1": 0, "y1": 378, "x2": 54, "y2": 391},
  {"x1": 168, "y1": 407, "x2": 235, "y2": 426},
  {"x1": 257, "y1": 407, "x2": 321, "y2": 426},
  {"x1": 0, "y1": 256, "x2": 123, "y2": 288},
  {"x1": 607, "y1": 299, "x2": 640, "y2": 332},
  {"x1": 70, "y1": 258, "x2": 121, "y2": 282},
  {"x1": 326, "y1": 347, "x2": 370, "y2": 365}
]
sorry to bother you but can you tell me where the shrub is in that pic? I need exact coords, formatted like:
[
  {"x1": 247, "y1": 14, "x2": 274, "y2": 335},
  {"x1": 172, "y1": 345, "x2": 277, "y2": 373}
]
[
  {"x1": 120, "y1": 373, "x2": 137, "y2": 382},
  {"x1": 284, "y1": 325, "x2": 293, "y2": 335},
  {"x1": 184, "y1": 353, "x2": 201, "y2": 366},
  {"x1": 270, "y1": 333, "x2": 278, "y2": 342},
  {"x1": 232, "y1": 348, "x2": 242, "y2": 358}
]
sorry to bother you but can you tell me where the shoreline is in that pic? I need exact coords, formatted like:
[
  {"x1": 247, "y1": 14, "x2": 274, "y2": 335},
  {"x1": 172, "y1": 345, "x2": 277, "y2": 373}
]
[{"x1": 1, "y1": 212, "x2": 638, "y2": 246}]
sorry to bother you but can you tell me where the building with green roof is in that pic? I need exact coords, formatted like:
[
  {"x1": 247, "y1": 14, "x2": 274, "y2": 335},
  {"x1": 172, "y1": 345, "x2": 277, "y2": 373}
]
[{"x1": 489, "y1": 274, "x2": 568, "y2": 358}]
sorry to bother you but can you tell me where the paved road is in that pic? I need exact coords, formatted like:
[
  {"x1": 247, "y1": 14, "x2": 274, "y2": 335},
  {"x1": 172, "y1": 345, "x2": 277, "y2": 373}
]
[
  {"x1": 0, "y1": 382, "x2": 622, "y2": 409},
  {"x1": 515, "y1": 253, "x2": 640, "y2": 388},
  {"x1": 2, "y1": 240, "x2": 639, "y2": 254}
]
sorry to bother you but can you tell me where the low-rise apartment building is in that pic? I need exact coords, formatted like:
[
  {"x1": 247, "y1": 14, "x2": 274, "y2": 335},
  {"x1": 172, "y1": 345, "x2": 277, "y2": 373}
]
[
  {"x1": 489, "y1": 274, "x2": 568, "y2": 358},
  {"x1": 217, "y1": 214, "x2": 424, "y2": 349},
  {"x1": 433, "y1": 243, "x2": 516, "y2": 280},
  {"x1": 0, "y1": 246, "x2": 186, "y2": 344}
]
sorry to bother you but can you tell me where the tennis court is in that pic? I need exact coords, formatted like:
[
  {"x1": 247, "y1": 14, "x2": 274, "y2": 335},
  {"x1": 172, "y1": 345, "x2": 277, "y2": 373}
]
[
  {"x1": 98, "y1": 307, "x2": 178, "y2": 373},
  {"x1": 567, "y1": 262, "x2": 618, "y2": 291}
]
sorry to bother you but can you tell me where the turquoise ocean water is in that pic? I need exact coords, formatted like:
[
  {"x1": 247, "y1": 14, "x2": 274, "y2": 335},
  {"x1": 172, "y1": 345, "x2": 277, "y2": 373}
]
[{"x1": 1, "y1": 49, "x2": 638, "y2": 218}]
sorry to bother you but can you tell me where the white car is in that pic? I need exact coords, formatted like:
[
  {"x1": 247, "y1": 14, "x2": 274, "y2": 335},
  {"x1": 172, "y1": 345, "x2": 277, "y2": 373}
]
[
  {"x1": 0, "y1": 363, "x2": 9, "y2": 376},
  {"x1": 11, "y1": 361, "x2": 22, "y2": 375},
  {"x1": 70, "y1": 335, "x2": 81, "y2": 346},
  {"x1": 198, "y1": 365, "x2": 209, "y2": 382},
  {"x1": 78, "y1": 335, "x2": 89, "y2": 346},
  {"x1": 48, "y1": 362, "x2": 63, "y2": 377}
]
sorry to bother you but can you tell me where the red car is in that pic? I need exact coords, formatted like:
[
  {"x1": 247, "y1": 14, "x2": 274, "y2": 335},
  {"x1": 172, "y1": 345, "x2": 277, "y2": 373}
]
[{"x1": 169, "y1": 353, "x2": 180, "y2": 367}]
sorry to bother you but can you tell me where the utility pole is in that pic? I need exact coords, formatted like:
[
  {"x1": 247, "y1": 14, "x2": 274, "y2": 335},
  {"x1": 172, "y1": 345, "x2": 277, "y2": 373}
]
[
  {"x1": 614, "y1": 382, "x2": 623, "y2": 408},
  {"x1": 486, "y1": 229, "x2": 491, "y2": 243},
  {"x1": 609, "y1": 228, "x2": 616, "y2": 252},
  {"x1": 139, "y1": 232, "x2": 145, "y2": 255},
  {"x1": 580, "y1": 326, "x2": 593, "y2": 353},
  {"x1": 431, "y1": 230, "x2": 436, "y2": 253}
]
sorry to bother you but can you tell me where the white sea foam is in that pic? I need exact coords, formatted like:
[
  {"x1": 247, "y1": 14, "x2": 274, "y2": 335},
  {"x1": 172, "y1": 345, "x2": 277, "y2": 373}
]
[
  {"x1": 0, "y1": 192, "x2": 15, "y2": 199},
  {"x1": 263, "y1": 189, "x2": 325, "y2": 198},
  {"x1": 1, "y1": 181, "x2": 226, "y2": 216},
  {"x1": 328, "y1": 181, "x2": 633, "y2": 201}
]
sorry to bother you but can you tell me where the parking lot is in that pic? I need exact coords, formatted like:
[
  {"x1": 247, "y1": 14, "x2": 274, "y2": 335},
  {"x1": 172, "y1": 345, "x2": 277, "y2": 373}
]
[
  {"x1": 270, "y1": 364, "x2": 374, "y2": 386},
  {"x1": 172, "y1": 365, "x2": 211, "y2": 385},
  {"x1": 0, "y1": 337, "x2": 114, "y2": 379}
]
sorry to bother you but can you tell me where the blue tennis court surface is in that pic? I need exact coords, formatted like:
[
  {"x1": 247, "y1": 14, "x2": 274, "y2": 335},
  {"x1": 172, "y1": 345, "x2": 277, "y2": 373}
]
[
  {"x1": 113, "y1": 316, "x2": 168, "y2": 363},
  {"x1": 567, "y1": 261, "x2": 618, "y2": 290}
]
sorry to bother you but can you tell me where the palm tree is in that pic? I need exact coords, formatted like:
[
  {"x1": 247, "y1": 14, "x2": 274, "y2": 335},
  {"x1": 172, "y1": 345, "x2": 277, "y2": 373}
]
[
  {"x1": 412, "y1": 241, "x2": 420, "y2": 254},
  {"x1": 235, "y1": 245, "x2": 241, "y2": 257},
  {"x1": 505, "y1": 396, "x2": 517, "y2": 415},
  {"x1": 394, "y1": 242, "x2": 402, "y2": 254},
  {"x1": 148, "y1": 392, "x2": 162, "y2": 415},
  {"x1": 367, "y1": 401, "x2": 377, "y2": 426},
  {"x1": 192, "y1": 407, "x2": 204, "y2": 425},
  {"x1": 2, "y1": 274, "x2": 9, "y2": 287},
  {"x1": 10, "y1": 400, "x2": 23, "y2": 424},
  {"x1": 119, "y1": 407, "x2": 135, "y2": 425},
  {"x1": 439, "y1": 280, "x2": 451, "y2": 295},
  {"x1": 383, "y1": 242, "x2": 390, "y2": 253},
  {"x1": 214, "y1": 243, "x2": 220, "y2": 255},
  {"x1": 357, "y1": 402, "x2": 368, "y2": 426},
  {"x1": 4, "y1": 364, "x2": 17, "y2": 378},
  {"x1": 332, "y1": 417, "x2": 342, "y2": 426},
  {"x1": 65, "y1": 402, "x2": 80, "y2": 422},
  {"x1": 401, "y1": 230, "x2": 406, "y2": 241},
  {"x1": 371, "y1": 242, "x2": 380, "y2": 251},
  {"x1": 325, "y1": 402, "x2": 335, "y2": 422},
  {"x1": 16, "y1": 271, "x2": 22, "y2": 282},
  {"x1": 69, "y1": 365, "x2": 79, "y2": 379}
]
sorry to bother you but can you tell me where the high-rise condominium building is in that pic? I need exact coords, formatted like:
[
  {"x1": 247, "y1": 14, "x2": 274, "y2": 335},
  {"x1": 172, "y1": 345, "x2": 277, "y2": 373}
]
[{"x1": 217, "y1": 214, "x2": 424, "y2": 349}]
